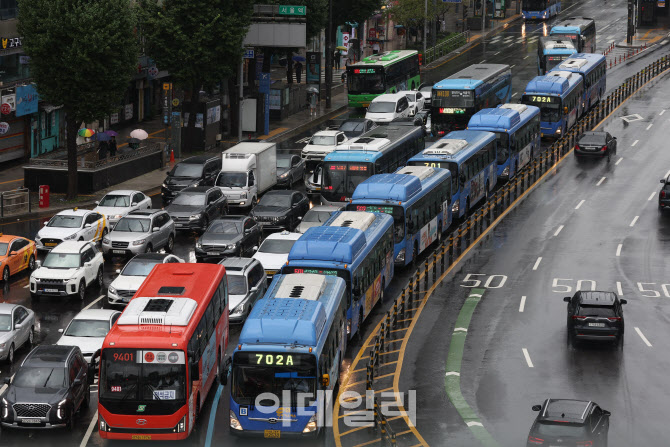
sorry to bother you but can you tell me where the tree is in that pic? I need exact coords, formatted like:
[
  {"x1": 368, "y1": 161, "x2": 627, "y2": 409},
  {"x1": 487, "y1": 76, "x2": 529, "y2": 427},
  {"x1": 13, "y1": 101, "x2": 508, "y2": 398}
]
[
  {"x1": 18, "y1": 0, "x2": 139, "y2": 199},
  {"x1": 333, "y1": 0, "x2": 383, "y2": 29},
  {"x1": 384, "y1": 0, "x2": 453, "y2": 46},
  {"x1": 138, "y1": 0, "x2": 253, "y2": 142}
]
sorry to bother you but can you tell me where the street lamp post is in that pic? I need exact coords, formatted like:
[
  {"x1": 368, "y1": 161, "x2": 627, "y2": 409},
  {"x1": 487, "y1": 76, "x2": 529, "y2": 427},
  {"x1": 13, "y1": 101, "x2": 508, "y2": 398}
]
[
  {"x1": 325, "y1": 0, "x2": 333, "y2": 108},
  {"x1": 423, "y1": 0, "x2": 427, "y2": 60}
]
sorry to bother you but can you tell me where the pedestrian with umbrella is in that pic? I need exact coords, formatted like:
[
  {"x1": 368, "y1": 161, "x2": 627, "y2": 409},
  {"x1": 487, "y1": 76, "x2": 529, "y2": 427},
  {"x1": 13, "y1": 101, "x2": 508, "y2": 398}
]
[
  {"x1": 307, "y1": 86, "x2": 318, "y2": 116},
  {"x1": 97, "y1": 140, "x2": 109, "y2": 160},
  {"x1": 105, "y1": 130, "x2": 119, "y2": 156},
  {"x1": 333, "y1": 50, "x2": 341, "y2": 70}
]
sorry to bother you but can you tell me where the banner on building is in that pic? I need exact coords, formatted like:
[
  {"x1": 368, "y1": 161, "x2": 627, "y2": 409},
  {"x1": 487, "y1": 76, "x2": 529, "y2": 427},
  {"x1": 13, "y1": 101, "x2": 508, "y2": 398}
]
[
  {"x1": 124, "y1": 104, "x2": 133, "y2": 120},
  {"x1": 15, "y1": 85, "x2": 38, "y2": 117},
  {"x1": 306, "y1": 52, "x2": 321, "y2": 84},
  {"x1": 342, "y1": 34, "x2": 350, "y2": 54}
]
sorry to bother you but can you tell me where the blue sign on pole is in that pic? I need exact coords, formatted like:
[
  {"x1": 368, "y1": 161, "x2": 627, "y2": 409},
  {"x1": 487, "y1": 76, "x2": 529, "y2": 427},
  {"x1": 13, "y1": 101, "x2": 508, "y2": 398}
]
[
  {"x1": 243, "y1": 49, "x2": 255, "y2": 59},
  {"x1": 259, "y1": 72, "x2": 271, "y2": 94}
]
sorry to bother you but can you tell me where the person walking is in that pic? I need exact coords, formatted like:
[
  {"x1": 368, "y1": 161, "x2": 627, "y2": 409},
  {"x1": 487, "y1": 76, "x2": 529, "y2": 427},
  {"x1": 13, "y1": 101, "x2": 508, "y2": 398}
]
[
  {"x1": 334, "y1": 50, "x2": 341, "y2": 70},
  {"x1": 295, "y1": 60, "x2": 303, "y2": 84},
  {"x1": 309, "y1": 92, "x2": 317, "y2": 116},
  {"x1": 109, "y1": 136, "x2": 117, "y2": 157},
  {"x1": 97, "y1": 140, "x2": 108, "y2": 160}
]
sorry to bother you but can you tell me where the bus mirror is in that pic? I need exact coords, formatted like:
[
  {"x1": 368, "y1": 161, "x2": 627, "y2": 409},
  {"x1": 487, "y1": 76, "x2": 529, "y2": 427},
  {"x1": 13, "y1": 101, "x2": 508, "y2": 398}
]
[
  {"x1": 321, "y1": 374, "x2": 330, "y2": 387},
  {"x1": 564, "y1": 107, "x2": 568, "y2": 114},
  {"x1": 190, "y1": 361, "x2": 200, "y2": 382},
  {"x1": 352, "y1": 287, "x2": 361, "y2": 299}
]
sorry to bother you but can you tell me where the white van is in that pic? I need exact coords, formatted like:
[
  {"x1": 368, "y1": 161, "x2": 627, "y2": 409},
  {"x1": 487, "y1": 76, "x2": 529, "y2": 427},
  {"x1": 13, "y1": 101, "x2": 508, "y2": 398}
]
[{"x1": 365, "y1": 93, "x2": 412, "y2": 123}]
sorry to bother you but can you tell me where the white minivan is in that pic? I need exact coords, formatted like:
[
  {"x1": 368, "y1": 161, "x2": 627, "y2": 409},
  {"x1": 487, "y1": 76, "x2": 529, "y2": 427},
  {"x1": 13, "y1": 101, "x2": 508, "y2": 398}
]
[{"x1": 365, "y1": 93, "x2": 412, "y2": 123}]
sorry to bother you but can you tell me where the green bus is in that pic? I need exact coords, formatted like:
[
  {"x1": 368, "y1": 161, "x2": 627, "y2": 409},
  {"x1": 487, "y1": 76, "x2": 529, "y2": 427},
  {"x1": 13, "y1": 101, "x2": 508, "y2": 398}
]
[{"x1": 346, "y1": 50, "x2": 421, "y2": 108}]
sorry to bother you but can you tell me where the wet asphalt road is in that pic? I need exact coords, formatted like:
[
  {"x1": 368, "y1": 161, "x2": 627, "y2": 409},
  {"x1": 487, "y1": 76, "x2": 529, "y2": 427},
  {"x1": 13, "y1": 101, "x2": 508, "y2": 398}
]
[{"x1": 1, "y1": 0, "x2": 668, "y2": 445}]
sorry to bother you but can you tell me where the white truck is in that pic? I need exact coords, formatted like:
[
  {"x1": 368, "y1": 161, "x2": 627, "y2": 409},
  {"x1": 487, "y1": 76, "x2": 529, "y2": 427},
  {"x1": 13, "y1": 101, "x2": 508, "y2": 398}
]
[{"x1": 215, "y1": 142, "x2": 277, "y2": 208}]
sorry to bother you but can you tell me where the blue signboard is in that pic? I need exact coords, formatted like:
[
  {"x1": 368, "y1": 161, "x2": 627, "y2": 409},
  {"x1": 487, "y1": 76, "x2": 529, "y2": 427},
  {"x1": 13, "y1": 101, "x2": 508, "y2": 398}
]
[
  {"x1": 244, "y1": 49, "x2": 255, "y2": 59},
  {"x1": 15, "y1": 84, "x2": 39, "y2": 117},
  {"x1": 259, "y1": 72, "x2": 271, "y2": 94}
]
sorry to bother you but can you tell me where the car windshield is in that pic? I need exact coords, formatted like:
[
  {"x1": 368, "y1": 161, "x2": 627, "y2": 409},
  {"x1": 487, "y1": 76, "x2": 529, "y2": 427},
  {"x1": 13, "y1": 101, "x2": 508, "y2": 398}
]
[
  {"x1": 276, "y1": 157, "x2": 292, "y2": 169},
  {"x1": 171, "y1": 193, "x2": 205, "y2": 206},
  {"x1": 579, "y1": 134, "x2": 607, "y2": 145},
  {"x1": 207, "y1": 221, "x2": 241, "y2": 234},
  {"x1": 303, "y1": 210, "x2": 333, "y2": 223},
  {"x1": 535, "y1": 422, "x2": 587, "y2": 437},
  {"x1": 258, "y1": 194, "x2": 291, "y2": 208},
  {"x1": 98, "y1": 195, "x2": 130, "y2": 207},
  {"x1": 13, "y1": 367, "x2": 66, "y2": 388},
  {"x1": 404, "y1": 93, "x2": 416, "y2": 102},
  {"x1": 65, "y1": 319, "x2": 111, "y2": 337},
  {"x1": 43, "y1": 253, "x2": 80, "y2": 269},
  {"x1": 367, "y1": 101, "x2": 396, "y2": 113},
  {"x1": 0, "y1": 242, "x2": 7, "y2": 256},
  {"x1": 171, "y1": 163, "x2": 203, "y2": 178},
  {"x1": 217, "y1": 172, "x2": 247, "y2": 187},
  {"x1": 121, "y1": 259, "x2": 161, "y2": 276},
  {"x1": 259, "y1": 239, "x2": 297, "y2": 254},
  {"x1": 48, "y1": 215, "x2": 83, "y2": 228},
  {"x1": 340, "y1": 121, "x2": 365, "y2": 132},
  {"x1": 114, "y1": 218, "x2": 151, "y2": 233},
  {"x1": 227, "y1": 275, "x2": 247, "y2": 295},
  {"x1": 308, "y1": 135, "x2": 336, "y2": 146},
  {"x1": 578, "y1": 305, "x2": 616, "y2": 317},
  {"x1": 0, "y1": 315, "x2": 10, "y2": 331}
]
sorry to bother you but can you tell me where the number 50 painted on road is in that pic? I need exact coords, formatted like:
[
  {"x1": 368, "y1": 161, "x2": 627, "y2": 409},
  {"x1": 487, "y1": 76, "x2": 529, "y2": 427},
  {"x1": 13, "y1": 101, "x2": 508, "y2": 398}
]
[{"x1": 460, "y1": 273, "x2": 508, "y2": 288}]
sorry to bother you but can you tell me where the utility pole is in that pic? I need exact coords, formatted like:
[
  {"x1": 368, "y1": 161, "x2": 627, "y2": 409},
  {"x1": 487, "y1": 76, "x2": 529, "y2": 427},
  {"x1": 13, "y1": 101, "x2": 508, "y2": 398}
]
[
  {"x1": 423, "y1": 0, "x2": 427, "y2": 58},
  {"x1": 238, "y1": 58, "x2": 243, "y2": 142},
  {"x1": 325, "y1": 0, "x2": 333, "y2": 108}
]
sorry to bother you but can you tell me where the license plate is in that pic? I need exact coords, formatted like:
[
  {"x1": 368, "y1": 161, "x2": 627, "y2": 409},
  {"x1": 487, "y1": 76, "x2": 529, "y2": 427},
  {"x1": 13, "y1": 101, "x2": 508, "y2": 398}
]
[
  {"x1": 588, "y1": 322, "x2": 605, "y2": 327},
  {"x1": 131, "y1": 435, "x2": 152, "y2": 440},
  {"x1": 21, "y1": 418, "x2": 41, "y2": 424},
  {"x1": 264, "y1": 430, "x2": 281, "y2": 438},
  {"x1": 113, "y1": 250, "x2": 126, "y2": 254},
  {"x1": 266, "y1": 270, "x2": 277, "y2": 276},
  {"x1": 45, "y1": 242, "x2": 57, "y2": 247},
  {"x1": 44, "y1": 288, "x2": 59, "y2": 293},
  {"x1": 207, "y1": 252, "x2": 219, "y2": 256},
  {"x1": 532, "y1": 16, "x2": 537, "y2": 18}
]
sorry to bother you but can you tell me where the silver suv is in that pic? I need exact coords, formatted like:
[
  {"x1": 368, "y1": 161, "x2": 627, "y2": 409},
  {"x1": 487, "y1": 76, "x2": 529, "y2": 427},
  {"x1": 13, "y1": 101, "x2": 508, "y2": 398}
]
[
  {"x1": 218, "y1": 257, "x2": 267, "y2": 323},
  {"x1": 101, "y1": 209, "x2": 175, "y2": 259}
]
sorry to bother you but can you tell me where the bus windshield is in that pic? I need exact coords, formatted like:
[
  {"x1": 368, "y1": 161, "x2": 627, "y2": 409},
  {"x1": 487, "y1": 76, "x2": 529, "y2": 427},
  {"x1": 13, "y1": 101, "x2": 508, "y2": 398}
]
[
  {"x1": 545, "y1": 55, "x2": 568, "y2": 72},
  {"x1": 494, "y1": 132, "x2": 510, "y2": 164},
  {"x1": 523, "y1": 0, "x2": 546, "y2": 9},
  {"x1": 521, "y1": 95, "x2": 562, "y2": 122},
  {"x1": 551, "y1": 33, "x2": 579, "y2": 46},
  {"x1": 231, "y1": 352, "x2": 317, "y2": 406},
  {"x1": 408, "y1": 160, "x2": 459, "y2": 192},
  {"x1": 322, "y1": 162, "x2": 373, "y2": 202},
  {"x1": 348, "y1": 71, "x2": 385, "y2": 95},
  {"x1": 346, "y1": 204, "x2": 405, "y2": 243},
  {"x1": 432, "y1": 90, "x2": 475, "y2": 108}
]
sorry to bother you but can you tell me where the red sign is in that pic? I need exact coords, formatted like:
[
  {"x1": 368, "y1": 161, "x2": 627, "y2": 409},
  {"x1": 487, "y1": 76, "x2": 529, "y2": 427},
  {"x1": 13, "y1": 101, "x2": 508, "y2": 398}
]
[
  {"x1": 144, "y1": 351, "x2": 155, "y2": 363},
  {"x1": 369, "y1": 29, "x2": 376, "y2": 39},
  {"x1": 0, "y1": 103, "x2": 10, "y2": 115}
]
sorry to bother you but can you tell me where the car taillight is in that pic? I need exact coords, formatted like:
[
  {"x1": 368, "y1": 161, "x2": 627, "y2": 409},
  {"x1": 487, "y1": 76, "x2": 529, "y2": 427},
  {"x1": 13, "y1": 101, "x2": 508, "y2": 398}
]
[
  {"x1": 607, "y1": 317, "x2": 621, "y2": 321},
  {"x1": 572, "y1": 315, "x2": 587, "y2": 320},
  {"x1": 601, "y1": 145, "x2": 607, "y2": 152},
  {"x1": 575, "y1": 144, "x2": 580, "y2": 151},
  {"x1": 662, "y1": 190, "x2": 666, "y2": 199},
  {"x1": 528, "y1": 436, "x2": 544, "y2": 445},
  {"x1": 577, "y1": 441, "x2": 593, "y2": 447}
]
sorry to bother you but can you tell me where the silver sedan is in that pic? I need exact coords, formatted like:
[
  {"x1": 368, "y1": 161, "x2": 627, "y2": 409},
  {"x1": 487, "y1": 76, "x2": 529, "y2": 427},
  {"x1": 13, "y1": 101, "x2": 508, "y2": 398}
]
[{"x1": 0, "y1": 303, "x2": 36, "y2": 364}]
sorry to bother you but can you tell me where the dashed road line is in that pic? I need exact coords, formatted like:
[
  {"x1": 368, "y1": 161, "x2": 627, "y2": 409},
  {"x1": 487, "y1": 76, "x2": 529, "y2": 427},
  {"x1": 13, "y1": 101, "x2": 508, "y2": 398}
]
[
  {"x1": 510, "y1": 64, "x2": 516, "y2": 68},
  {"x1": 205, "y1": 384, "x2": 224, "y2": 447},
  {"x1": 554, "y1": 225, "x2": 564, "y2": 237},
  {"x1": 512, "y1": 92, "x2": 518, "y2": 97},
  {"x1": 635, "y1": 327, "x2": 652, "y2": 347},
  {"x1": 648, "y1": 191, "x2": 656, "y2": 201},
  {"x1": 519, "y1": 296, "x2": 527, "y2": 312},
  {"x1": 493, "y1": 51, "x2": 500, "y2": 55},
  {"x1": 630, "y1": 215, "x2": 639, "y2": 227},
  {"x1": 84, "y1": 295, "x2": 105, "y2": 311},
  {"x1": 523, "y1": 55, "x2": 529, "y2": 59},
  {"x1": 616, "y1": 157, "x2": 623, "y2": 165},
  {"x1": 616, "y1": 244, "x2": 623, "y2": 257},
  {"x1": 660, "y1": 109, "x2": 666, "y2": 116},
  {"x1": 532, "y1": 257, "x2": 542, "y2": 271},
  {"x1": 631, "y1": 139, "x2": 639, "y2": 146},
  {"x1": 617, "y1": 281, "x2": 623, "y2": 296},
  {"x1": 647, "y1": 123, "x2": 654, "y2": 130},
  {"x1": 80, "y1": 410, "x2": 98, "y2": 447},
  {"x1": 575, "y1": 199, "x2": 585, "y2": 209},
  {"x1": 596, "y1": 177, "x2": 606, "y2": 186},
  {"x1": 522, "y1": 348, "x2": 534, "y2": 368}
]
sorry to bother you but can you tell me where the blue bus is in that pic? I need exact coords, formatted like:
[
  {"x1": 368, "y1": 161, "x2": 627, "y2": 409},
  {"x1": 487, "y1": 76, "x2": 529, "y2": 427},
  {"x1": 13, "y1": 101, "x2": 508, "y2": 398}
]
[
  {"x1": 521, "y1": 70, "x2": 584, "y2": 138},
  {"x1": 550, "y1": 53, "x2": 607, "y2": 112},
  {"x1": 537, "y1": 37, "x2": 577, "y2": 75},
  {"x1": 431, "y1": 64, "x2": 512, "y2": 135},
  {"x1": 229, "y1": 274, "x2": 347, "y2": 438},
  {"x1": 467, "y1": 104, "x2": 541, "y2": 180},
  {"x1": 522, "y1": 0, "x2": 560, "y2": 20},
  {"x1": 320, "y1": 124, "x2": 426, "y2": 206},
  {"x1": 550, "y1": 17, "x2": 596, "y2": 53},
  {"x1": 281, "y1": 211, "x2": 395, "y2": 338},
  {"x1": 408, "y1": 130, "x2": 497, "y2": 219},
  {"x1": 346, "y1": 166, "x2": 452, "y2": 266}
]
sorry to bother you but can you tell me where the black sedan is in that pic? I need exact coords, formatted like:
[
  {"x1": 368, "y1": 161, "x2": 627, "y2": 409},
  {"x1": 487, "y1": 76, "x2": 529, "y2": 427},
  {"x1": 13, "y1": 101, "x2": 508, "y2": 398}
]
[
  {"x1": 338, "y1": 118, "x2": 377, "y2": 139},
  {"x1": 564, "y1": 291, "x2": 626, "y2": 347},
  {"x1": 575, "y1": 131, "x2": 617, "y2": 162},
  {"x1": 276, "y1": 154, "x2": 306, "y2": 188},
  {"x1": 195, "y1": 216, "x2": 262, "y2": 262},
  {"x1": 250, "y1": 190, "x2": 310, "y2": 232},
  {"x1": 165, "y1": 186, "x2": 227, "y2": 232},
  {"x1": 658, "y1": 174, "x2": 670, "y2": 211}
]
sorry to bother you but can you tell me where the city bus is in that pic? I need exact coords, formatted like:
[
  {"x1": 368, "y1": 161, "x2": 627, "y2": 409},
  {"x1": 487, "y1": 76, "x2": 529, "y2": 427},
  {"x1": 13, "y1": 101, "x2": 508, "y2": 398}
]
[
  {"x1": 229, "y1": 274, "x2": 347, "y2": 438},
  {"x1": 408, "y1": 130, "x2": 497, "y2": 219},
  {"x1": 431, "y1": 64, "x2": 512, "y2": 135},
  {"x1": 550, "y1": 53, "x2": 607, "y2": 111},
  {"x1": 320, "y1": 124, "x2": 426, "y2": 206},
  {"x1": 281, "y1": 211, "x2": 394, "y2": 338},
  {"x1": 521, "y1": 70, "x2": 584, "y2": 138},
  {"x1": 537, "y1": 37, "x2": 577, "y2": 75},
  {"x1": 522, "y1": 0, "x2": 560, "y2": 20},
  {"x1": 347, "y1": 50, "x2": 421, "y2": 108},
  {"x1": 98, "y1": 263, "x2": 228, "y2": 441},
  {"x1": 467, "y1": 103, "x2": 541, "y2": 180},
  {"x1": 550, "y1": 17, "x2": 596, "y2": 53},
  {"x1": 346, "y1": 166, "x2": 452, "y2": 266}
]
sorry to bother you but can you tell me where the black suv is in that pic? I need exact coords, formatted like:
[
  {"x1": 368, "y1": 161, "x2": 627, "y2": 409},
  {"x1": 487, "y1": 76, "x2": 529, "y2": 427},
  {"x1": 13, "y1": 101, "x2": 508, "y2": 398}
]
[
  {"x1": 165, "y1": 186, "x2": 227, "y2": 232},
  {"x1": 161, "y1": 155, "x2": 221, "y2": 204},
  {"x1": 564, "y1": 291, "x2": 626, "y2": 347},
  {"x1": 1, "y1": 345, "x2": 93, "y2": 431},
  {"x1": 527, "y1": 399, "x2": 610, "y2": 446},
  {"x1": 658, "y1": 174, "x2": 670, "y2": 211},
  {"x1": 250, "y1": 190, "x2": 310, "y2": 232}
]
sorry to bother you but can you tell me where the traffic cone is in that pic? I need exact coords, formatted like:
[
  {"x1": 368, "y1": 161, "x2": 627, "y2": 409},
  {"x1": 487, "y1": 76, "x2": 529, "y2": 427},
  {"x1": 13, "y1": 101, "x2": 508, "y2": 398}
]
[{"x1": 170, "y1": 149, "x2": 175, "y2": 163}]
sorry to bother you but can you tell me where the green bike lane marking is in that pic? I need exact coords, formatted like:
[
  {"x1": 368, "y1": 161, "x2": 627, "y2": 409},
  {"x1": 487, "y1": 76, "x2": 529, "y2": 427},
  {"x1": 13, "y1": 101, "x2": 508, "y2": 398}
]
[{"x1": 444, "y1": 287, "x2": 500, "y2": 447}]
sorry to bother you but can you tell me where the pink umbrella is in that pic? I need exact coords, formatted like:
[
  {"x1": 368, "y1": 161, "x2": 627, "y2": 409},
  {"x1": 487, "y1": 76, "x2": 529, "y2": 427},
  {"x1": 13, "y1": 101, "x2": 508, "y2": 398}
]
[{"x1": 130, "y1": 129, "x2": 149, "y2": 140}]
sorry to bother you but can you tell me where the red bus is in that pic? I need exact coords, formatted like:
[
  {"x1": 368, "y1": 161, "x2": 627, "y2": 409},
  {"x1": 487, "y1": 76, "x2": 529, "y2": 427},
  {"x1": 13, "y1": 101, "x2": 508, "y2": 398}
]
[{"x1": 97, "y1": 263, "x2": 228, "y2": 440}]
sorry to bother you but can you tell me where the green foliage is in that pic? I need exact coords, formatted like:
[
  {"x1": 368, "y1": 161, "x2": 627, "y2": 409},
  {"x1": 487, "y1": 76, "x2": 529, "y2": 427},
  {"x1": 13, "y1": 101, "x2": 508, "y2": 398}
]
[
  {"x1": 386, "y1": 0, "x2": 452, "y2": 29},
  {"x1": 333, "y1": 0, "x2": 383, "y2": 29},
  {"x1": 18, "y1": 0, "x2": 139, "y2": 123}
]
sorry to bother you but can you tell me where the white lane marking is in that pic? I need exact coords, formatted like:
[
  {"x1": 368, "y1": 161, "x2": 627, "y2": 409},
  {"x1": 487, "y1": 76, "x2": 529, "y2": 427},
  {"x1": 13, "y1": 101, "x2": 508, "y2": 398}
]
[
  {"x1": 480, "y1": 60, "x2": 487, "y2": 63},
  {"x1": 554, "y1": 225, "x2": 564, "y2": 237},
  {"x1": 635, "y1": 327, "x2": 652, "y2": 347},
  {"x1": 23, "y1": 284, "x2": 29, "y2": 288},
  {"x1": 519, "y1": 295, "x2": 527, "y2": 312},
  {"x1": 454, "y1": 327, "x2": 468, "y2": 332},
  {"x1": 575, "y1": 199, "x2": 585, "y2": 210},
  {"x1": 80, "y1": 410, "x2": 98, "y2": 447},
  {"x1": 512, "y1": 92, "x2": 518, "y2": 97},
  {"x1": 493, "y1": 51, "x2": 500, "y2": 55},
  {"x1": 648, "y1": 191, "x2": 656, "y2": 201},
  {"x1": 630, "y1": 215, "x2": 639, "y2": 227},
  {"x1": 467, "y1": 421, "x2": 484, "y2": 427},
  {"x1": 660, "y1": 109, "x2": 666, "y2": 116},
  {"x1": 665, "y1": 169, "x2": 670, "y2": 178},
  {"x1": 445, "y1": 372, "x2": 460, "y2": 376},
  {"x1": 524, "y1": 55, "x2": 529, "y2": 59},
  {"x1": 83, "y1": 295, "x2": 105, "y2": 311},
  {"x1": 532, "y1": 257, "x2": 542, "y2": 271},
  {"x1": 596, "y1": 177, "x2": 606, "y2": 186},
  {"x1": 631, "y1": 139, "x2": 639, "y2": 146},
  {"x1": 616, "y1": 281, "x2": 623, "y2": 296},
  {"x1": 616, "y1": 244, "x2": 623, "y2": 257},
  {"x1": 647, "y1": 123, "x2": 653, "y2": 130},
  {"x1": 616, "y1": 157, "x2": 623, "y2": 165},
  {"x1": 522, "y1": 348, "x2": 534, "y2": 368},
  {"x1": 510, "y1": 64, "x2": 516, "y2": 68}
]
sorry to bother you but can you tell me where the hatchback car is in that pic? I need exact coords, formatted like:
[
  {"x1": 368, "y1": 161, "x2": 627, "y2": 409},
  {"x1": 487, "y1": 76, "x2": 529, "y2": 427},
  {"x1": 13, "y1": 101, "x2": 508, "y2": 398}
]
[
  {"x1": 250, "y1": 190, "x2": 310, "y2": 232},
  {"x1": 107, "y1": 253, "x2": 183, "y2": 306},
  {"x1": 252, "y1": 231, "x2": 302, "y2": 283},
  {"x1": 161, "y1": 155, "x2": 222, "y2": 204},
  {"x1": 527, "y1": 399, "x2": 610, "y2": 446},
  {"x1": 102, "y1": 209, "x2": 175, "y2": 259},
  {"x1": 195, "y1": 216, "x2": 262, "y2": 262},
  {"x1": 658, "y1": 174, "x2": 670, "y2": 211},
  {"x1": 0, "y1": 303, "x2": 35, "y2": 364},
  {"x1": 93, "y1": 190, "x2": 152, "y2": 228},
  {"x1": 564, "y1": 291, "x2": 626, "y2": 347},
  {"x1": 1, "y1": 345, "x2": 93, "y2": 431},
  {"x1": 276, "y1": 154, "x2": 306, "y2": 188},
  {"x1": 295, "y1": 205, "x2": 344, "y2": 233},
  {"x1": 165, "y1": 186, "x2": 227, "y2": 232},
  {"x1": 35, "y1": 209, "x2": 108, "y2": 252},
  {"x1": 56, "y1": 309, "x2": 121, "y2": 363},
  {"x1": 0, "y1": 234, "x2": 37, "y2": 282},
  {"x1": 218, "y1": 257, "x2": 267, "y2": 323},
  {"x1": 575, "y1": 131, "x2": 617, "y2": 162},
  {"x1": 338, "y1": 118, "x2": 377, "y2": 139}
]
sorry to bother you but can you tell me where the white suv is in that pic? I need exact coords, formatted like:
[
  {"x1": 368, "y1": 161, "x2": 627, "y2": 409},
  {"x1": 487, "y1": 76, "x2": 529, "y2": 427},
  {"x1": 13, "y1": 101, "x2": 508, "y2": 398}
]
[
  {"x1": 301, "y1": 130, "x2": 349, "y2": 170},
  {"x1": 30, "y1": 241, "x2": 104, "y2": 301}
]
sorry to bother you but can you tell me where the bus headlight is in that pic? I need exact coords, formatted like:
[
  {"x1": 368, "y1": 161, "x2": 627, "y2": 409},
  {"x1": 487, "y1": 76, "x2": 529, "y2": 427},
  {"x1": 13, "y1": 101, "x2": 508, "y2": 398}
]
[
  {"x1": 556, "y1": 127, "x2": 561, "y2": 135},
  {"x1": 230, "y1": 410, "x2": 243, "y2": 431},
  {"x1": 452, "y1": 201, "x2": 460, "y2": 214},
  {"x1": 347, "y1": 319, "x2": 351, "y2": 335},
  {"x1": 175, "y1": 415, "x2": 186, "y2": 433},
  {"x1": 501, "y1": 166, "x2": 510, "y2": 177},
  {"x1": 395, "y1": 248, "x2": 405, "y2": 263},
  {"x1": 99, "y1": 414, "x2": 109, "y2": 432},
  {"x1": 303, "y1": 414, "x2": 318, "y2": 433}
]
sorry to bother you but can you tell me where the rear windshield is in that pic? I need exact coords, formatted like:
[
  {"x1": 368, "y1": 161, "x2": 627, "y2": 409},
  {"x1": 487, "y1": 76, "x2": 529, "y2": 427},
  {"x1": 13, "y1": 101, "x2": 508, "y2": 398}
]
[
  {"x1": 577, "y1": 304, "x2": 616, "y2": 317},
  {"x1": 578, "y1": 134, "x2": 606, "y2": 145},
  {"x1": 535, "y1": 422, "x2": 587, "y2": 438}
]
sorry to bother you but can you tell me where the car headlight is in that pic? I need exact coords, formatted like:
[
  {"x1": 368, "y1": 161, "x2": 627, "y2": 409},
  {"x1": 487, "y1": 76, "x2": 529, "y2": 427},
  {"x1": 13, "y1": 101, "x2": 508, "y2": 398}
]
[
  {"x1": 501, "y1": 166, "x2": 510, "y2": 177},
  {"x1": 0, "y1": 342, "x2": 6, "y2": 348},
  {"x1": 231, "y1": 303, "x2": 245, "y2": 316},
  {"x1": 2, "y1": 397, "x2": 8, "y2": 419},
  {"x1": 189, "y1": 180, "x2": 201, "y2": 187},
  {"x1": 99, "y1": 414, "x2": 109, "y2": 432},
  {"x1": 132, "y1": 239, "x2": 146, "y2": 246},
  {"x1": 280, "y1": 172, "x2": 289, "y2": 178},
  {"x1": 112, "y1": 214, "x2": 123, "y2": 220},
  {"x1": 102, "y1": 237, "x2": 110, "y2": 244},
  {"x1": 196, "y1": 241, "x2": 202, "y2": 249},
  {"x1": 108, "y1": 285, "x2": 116, "y2": 295},
  {"x1": 452, "y1": 201, "x2": 460, "y2": 213},
  {"x1": 57, "y1": 398, "x2": 67, "y2": 420},
  {"x1": 395, "y1": 248, "x2": 405, "y2": 263},
  {"x1": 230, "y1": 410, "x2": 243, "y2": 431},
  {"x1": 556, "y1": 127, "x2": 562, "y2": 134},
  {"x1": 227, "y1": 244, "x2": 237, "y2": 250},
  {"x1": 241, "y1": 192, "x2": 248, "y2": 199},
  {"x1": 303, "y1": 414, "x2": 318, "y2": 433},
  {"x1": 189, "y1": 214, "x2": 202, "y2": 220},
  {"x1": 64, "y1": 233, "x2": 77, "y2": 240},
  {"x1": 162, "y1": 183, "x2": 167, "y2": 188}
]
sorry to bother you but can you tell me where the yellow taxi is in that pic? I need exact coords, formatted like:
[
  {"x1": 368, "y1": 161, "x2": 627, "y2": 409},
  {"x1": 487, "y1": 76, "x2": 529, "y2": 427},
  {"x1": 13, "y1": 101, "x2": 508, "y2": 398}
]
[{"x1": 0, "y1": 234, "x2": 37, "y2": 281}]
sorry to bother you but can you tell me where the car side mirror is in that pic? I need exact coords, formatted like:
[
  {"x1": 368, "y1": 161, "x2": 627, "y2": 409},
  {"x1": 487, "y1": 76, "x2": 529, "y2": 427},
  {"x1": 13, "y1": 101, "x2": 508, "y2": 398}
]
[
  {"x1": 84, "y1": 223, "x2": 92, "y2": 228},
  {"x1": 219, "y1": 357, "x2": 232, "y2": 386},
  {"x1": 602, "y1": 410, "x2": 611, "y2": 416},
  {"x1": 244, "y1": 228, "x2": 251, "y2": 234},
  {"x1": 153, "y1": 227, "x2": 160, "y2": 232},
  {"x1": 532, "y1": 405, "x2": 542, "y2": 412},
  {"x1": 661, "y1": 179, "x2": 666, "y2": 184},
  {"x1": 43, "y1": 221, "x2": 49, "y2": 226},
  {"x1": 352, "y1": 287, "x2": 361, "y2": 299},
  {"x1": 321, "y1": 373, "x2": 330, "y2": 387},
  {"x1": 115, "y1": 269, "x2": 121, "y2": 275},
  {"x1": 58, "y1": 328, "x2": 64, "y2": 333},
  {"x1": 14, "y1": 322, "x2": 23, "y2": 330},
  {"x1": 620, "y1": 299, "x2": 627, "y2": 305},
  {"x1": 564, "y1": 107, "x2": 569, "y2": 114},
  {"x1": 95, "y1": 201, "x2": 100, "y2": 205},
  {"x1": 73, "y1": 378, "x2": 82, "y2": 386},
  {"x1": 297, "y1": 216, "x2": 302, "y2": 220},
  {"x1": 190, "y1": 361, "x2": 200, "y2": 381},
  {"x1": 563, "y1": 297, "x2": 571, "y2": 302},
  {"x1": 3, "y1": 377, "x2": 10, "y2": 385},
  {"x1": 88, "y1": 365, "x2": 96, "y2": 384},
  {"x1": 250, "y1": 285, "x2": 259, "y2": 292},
  {"x1": 9, "y1": 251, "x2": 17, "y2": 256},
  {"x1": 35, "y1": 260, "x2": 41, "y2": 268},
  {"x1": 252, "y1": 246, "x2": 258, "y2": 252},
  {"x1": 131, "y1": 202, "x2": 138, "y2": 206}
]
